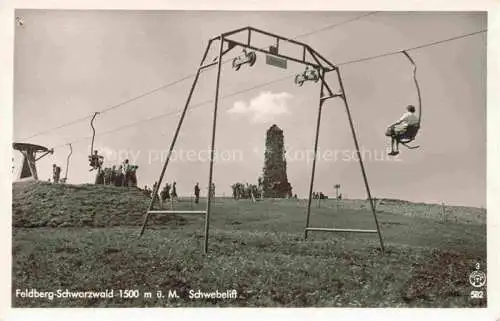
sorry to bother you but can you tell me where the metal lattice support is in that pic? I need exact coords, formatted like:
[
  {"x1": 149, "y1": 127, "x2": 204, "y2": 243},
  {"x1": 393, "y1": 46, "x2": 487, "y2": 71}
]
[{"x1": 139, "y1": 27, "x2": 385, "y2": 255}]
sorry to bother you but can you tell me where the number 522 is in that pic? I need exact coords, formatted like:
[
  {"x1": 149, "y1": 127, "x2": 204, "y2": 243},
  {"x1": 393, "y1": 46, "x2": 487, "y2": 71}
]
[{"x1": 471, "y1": 290, "x2": 484, "y2": 299}]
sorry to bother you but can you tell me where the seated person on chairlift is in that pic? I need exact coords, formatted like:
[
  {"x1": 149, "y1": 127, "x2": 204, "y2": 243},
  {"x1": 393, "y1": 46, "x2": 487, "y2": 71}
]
[
  {"x1": 88, "y1": 150, "x2": 104, "y2": 171},
  {"x1": 386, "y1": 105, "x2": 419, "y2": 156}
]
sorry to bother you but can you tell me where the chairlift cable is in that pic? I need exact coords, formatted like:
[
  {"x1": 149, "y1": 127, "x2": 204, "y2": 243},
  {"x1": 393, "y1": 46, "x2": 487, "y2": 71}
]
[
  {"x1": 18, "y1": 12, "x2": 379, "y2": 141},
  {"x1": 338, "y1": 29, "x2": 486, "y2": 66},
  {"x1": 23, "y1": 25, "x2": 486, "y2": 150},
  {"x1": 53, "y1": 28, "x2": 486, "y2": 149}
]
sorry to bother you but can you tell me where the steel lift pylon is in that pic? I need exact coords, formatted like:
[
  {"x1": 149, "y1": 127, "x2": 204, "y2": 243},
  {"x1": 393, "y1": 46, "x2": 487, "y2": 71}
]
[{"x1": 139, "y1": 27, "x2": 385, "y2": 255}]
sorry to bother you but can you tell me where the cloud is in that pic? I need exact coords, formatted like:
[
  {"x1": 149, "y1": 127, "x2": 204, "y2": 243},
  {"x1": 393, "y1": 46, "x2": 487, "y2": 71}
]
[
  {"x1": 227, "y1": 91, "x2": 293, "y2": 123},
  {"x1": 228, "y1": 101, "x2": 248, "y2": 114}
]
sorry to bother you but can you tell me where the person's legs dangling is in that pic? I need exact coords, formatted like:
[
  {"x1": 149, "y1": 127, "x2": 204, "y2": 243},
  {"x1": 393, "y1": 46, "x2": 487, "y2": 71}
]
[
  {"x1": 389, "y1": 136, "x2": 396, "y2": 156},
  {"x1": 388, "y1": 127, "x2": 399, "y2": 156},
  {"x1": 386, "y1": 126, "x2": 395, "y2": 155},
  {"x1": 388, "y1": 124, "x2": 404, "y2": 156}
]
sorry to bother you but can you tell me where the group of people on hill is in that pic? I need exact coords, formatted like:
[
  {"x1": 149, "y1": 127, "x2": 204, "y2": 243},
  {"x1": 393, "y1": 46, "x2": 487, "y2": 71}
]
[
  {"x1": 312, "y1": 192, "x2": 342, "y2": 200},
  {"x1": 144, "y1": 181, "x2": 178, "y2": 202},
  {"x1": 145, "y1": 181, "x2": 215, "y2": 205},
  {"x1": 312, "y1": 192, "x2": 328, "y2": 200},
  {"x1": 231, "y1": 182, "x2": 261, "y2": 200},
  {"x1": 48, "y1": 152, "x2": 138, "y2": 186},
  {"x1": 96, "y1": 159, "x2": 138, "y2": 186},
  {"x1": 87, "y1": 151, "x2": 139, "y2": 187}
]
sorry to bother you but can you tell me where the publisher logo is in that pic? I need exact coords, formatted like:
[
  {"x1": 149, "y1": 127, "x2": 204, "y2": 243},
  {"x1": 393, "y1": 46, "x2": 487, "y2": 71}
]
[{"x1": 469, "y1": 270, "x2": 486, "y2": 288}]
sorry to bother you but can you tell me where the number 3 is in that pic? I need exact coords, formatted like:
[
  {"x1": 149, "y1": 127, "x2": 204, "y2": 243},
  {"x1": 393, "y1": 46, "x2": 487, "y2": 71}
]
[{"x1": 476, "y1": 263, "x2": 480, "y2": 270}]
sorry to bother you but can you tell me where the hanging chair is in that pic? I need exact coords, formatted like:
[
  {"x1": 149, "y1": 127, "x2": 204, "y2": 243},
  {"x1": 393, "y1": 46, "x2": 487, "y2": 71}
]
[{"x1": 397, "y1": 50, "x2": 422, "y2": 149}]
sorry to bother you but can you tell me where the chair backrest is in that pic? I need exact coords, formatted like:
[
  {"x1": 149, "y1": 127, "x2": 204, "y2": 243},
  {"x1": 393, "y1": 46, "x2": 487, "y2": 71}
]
[
  {"x1": 404, "y1": 124, "x2": 420, "y2": 139},
  {"x1": 397, "y1": 125, "x2": 420, "y2": 144}
]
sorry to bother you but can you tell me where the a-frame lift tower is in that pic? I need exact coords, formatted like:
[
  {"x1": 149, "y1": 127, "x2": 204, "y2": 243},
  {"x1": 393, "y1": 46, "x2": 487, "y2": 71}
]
[{"x1": 140, "y1": 27, "x2": 385, "y2": 255}]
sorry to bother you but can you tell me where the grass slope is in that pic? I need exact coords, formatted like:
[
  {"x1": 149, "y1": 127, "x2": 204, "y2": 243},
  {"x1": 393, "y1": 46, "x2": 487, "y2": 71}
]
[
  {"x1": 12, "y1": 182, "x2": 487, "y2": 307},
  {"x1": 12, "y1": 181, "x2": 185, "y2": 227}
]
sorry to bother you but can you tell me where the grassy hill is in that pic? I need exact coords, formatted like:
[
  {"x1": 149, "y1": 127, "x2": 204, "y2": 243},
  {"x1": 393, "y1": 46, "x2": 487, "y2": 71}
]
[
  {"x1": 332, "y1": 198, "x2": 485, "y2": 225},
  {"x1": 12, "y1": 180, "x2": 185, "y2": 228},
  {"x1": 11, "y1": 181, "x2": 487, "y2": 307}
]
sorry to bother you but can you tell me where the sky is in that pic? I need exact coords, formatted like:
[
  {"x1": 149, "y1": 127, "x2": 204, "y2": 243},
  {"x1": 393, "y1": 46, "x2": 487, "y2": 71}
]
[{"x1": 12, "y1": 10, "x2": 487, "y2": 207}]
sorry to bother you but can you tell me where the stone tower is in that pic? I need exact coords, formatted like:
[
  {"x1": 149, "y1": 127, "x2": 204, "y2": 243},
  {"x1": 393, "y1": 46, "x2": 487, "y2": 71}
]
[{"x1": 262, "y1": 124, "x2": 292, "y2": 198}]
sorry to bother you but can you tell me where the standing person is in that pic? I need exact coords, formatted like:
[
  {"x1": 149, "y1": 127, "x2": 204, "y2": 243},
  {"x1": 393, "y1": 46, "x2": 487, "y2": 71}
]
[
  {"x1": 151, "y1": 181, "x2": 160, "y2": 205},
  {"x1": 164, "y1": 183, "x2": 171, "y2": 201},
  {"x1": 160, "y1": 184, "x2": 169, "y2": 208},
  {"x1": 130, "y1": 165, "x2": 139, "y2": 187},
  {"x1": 153, "y1": 182, "x2": 161, "y2": 200},
  {"x1": 171, "y1": 181, "x2": 177, "y2": 200},
  {"x1": 114, "y1": 165, "x2": 124, "y2": 186},
  {"x1": 123, "y1": 159, "x2": 131, "y2": 186},
  {"x1": 258, "y1": 177, "x2": 264, "y2": 200},
  {"x1": 55, "y1": 165, "x2": 61, "y2": 183},
  {"x1": 231, "y1": 184, "x2": 237, "y2": 200},
  {"x1": 235, "y1": 183, "x2": 242, "y2": 200},
  {"x1": 152, "y1": 182, "x2": 158, "y2": 199},
  {"x1": 95, "y1": 168, "x2": 104, "y2": 185},
  {"x1": 103, "y1": 167, "x2": 111, "y2": 185},
  {"x1": 110, "y1": 165, "x2": 117, "y2": 185},
  {"x1": 210, "y1": 182, "x2": 216, "y2": 199},
  {"x1": 194, "y1": 182, "x2": 200, "y2": 204},
  {"x1": 52, "y1": 164, "x2": 57, "y2": 183},
  {"x1": 52, "y1": 164, "x2": 61, "y2": 183},
  {"x1": 245, "y1": 183, "x2": 250, "y2": 199}
]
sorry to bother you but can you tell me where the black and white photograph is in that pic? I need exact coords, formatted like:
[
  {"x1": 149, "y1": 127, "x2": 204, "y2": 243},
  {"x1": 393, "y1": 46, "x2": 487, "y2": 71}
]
[{"x1": 1, "y1": 3, "x2": 498, "y2": 317}]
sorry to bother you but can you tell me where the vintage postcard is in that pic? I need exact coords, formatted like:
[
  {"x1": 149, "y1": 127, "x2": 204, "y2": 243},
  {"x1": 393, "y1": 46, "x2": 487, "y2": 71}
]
[{"x1": 1, "y1": 1, "x2": 498, "y2": 321}]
